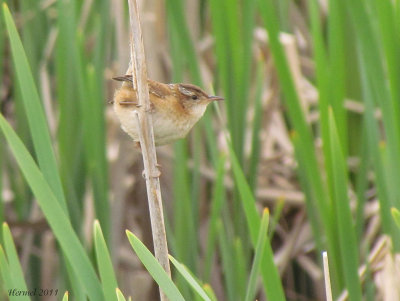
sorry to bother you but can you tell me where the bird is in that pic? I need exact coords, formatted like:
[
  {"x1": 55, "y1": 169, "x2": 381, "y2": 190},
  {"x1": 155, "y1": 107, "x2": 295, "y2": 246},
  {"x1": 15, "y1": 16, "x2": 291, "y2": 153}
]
[{"x1": 112, "y1": 75, "x2": 223, "y2": 146}]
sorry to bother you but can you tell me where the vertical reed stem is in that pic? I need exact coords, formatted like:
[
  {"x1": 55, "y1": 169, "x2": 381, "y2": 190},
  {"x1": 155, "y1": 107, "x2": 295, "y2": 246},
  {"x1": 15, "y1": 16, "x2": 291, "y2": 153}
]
[{"x1": 127, "y1": 1, "x2": 171, "y2": 300}]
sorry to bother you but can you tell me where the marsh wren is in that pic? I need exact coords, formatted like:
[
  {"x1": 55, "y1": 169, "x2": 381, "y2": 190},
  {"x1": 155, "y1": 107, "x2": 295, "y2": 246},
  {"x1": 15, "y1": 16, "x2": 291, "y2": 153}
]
[{"x1": 112, "y1": 75, "x2": 223, "y2": 145}]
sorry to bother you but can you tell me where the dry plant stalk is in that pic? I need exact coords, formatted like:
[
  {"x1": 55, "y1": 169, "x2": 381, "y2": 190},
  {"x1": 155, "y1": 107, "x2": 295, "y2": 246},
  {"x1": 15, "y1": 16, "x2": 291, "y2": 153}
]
[
  {"x1": 323, "y1": 251, "x2": 333, "y2": 301},
  {"x1": 126, "y1": 0, "x2": 171, "y2": 299}
]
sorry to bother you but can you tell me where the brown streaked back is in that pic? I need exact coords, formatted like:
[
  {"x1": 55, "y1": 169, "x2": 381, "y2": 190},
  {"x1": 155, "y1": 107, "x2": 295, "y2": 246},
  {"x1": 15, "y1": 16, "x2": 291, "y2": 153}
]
[{"x1": 113, "y1": 75, "x2": 173, "y2": 99}]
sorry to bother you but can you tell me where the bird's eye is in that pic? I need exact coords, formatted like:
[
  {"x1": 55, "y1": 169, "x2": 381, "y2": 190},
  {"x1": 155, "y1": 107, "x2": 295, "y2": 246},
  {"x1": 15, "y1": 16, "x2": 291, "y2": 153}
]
[{"x1": 191, "y1": 95, "x2": 198, "y2": 100}]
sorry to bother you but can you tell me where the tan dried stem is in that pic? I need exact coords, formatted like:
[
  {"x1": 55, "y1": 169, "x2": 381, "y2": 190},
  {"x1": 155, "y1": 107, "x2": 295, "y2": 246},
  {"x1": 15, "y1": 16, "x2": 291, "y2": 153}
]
[
  {"x1": 126, "y1": 0, "x2": 171, "y2": 300},
  {"x1": 322, "y1": 251, "x2": 333, "y2": 301}
]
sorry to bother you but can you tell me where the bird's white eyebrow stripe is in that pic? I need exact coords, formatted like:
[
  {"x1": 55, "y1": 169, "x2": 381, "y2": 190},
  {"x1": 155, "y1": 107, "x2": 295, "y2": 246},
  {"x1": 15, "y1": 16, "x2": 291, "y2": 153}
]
[
  {"x1": 178, "y1": 85, "x2": 193, "y2": 96},
  {"x1": 178, "y1": 84, "x2": 208, "y2": 97}
]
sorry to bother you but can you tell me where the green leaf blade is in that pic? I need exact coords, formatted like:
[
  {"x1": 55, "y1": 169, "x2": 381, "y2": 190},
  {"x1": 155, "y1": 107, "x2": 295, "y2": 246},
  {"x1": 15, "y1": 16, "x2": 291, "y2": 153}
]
[
  {"x1": 0, "y1": 114, "x2": 104, "y2": 301},
  {"x1": 2, "y1": 223, "x2": 29, "y2": 299},
  {"x1": 328, "y1": 109, "x2": 362, "y2": 300},
  {"x1": 2, "y1": 3, "x2": 67, "y2": 213},
  {"x1": 94, "y1": 220, "x2": 118, "y2": 301},
  {"x1": 245, "y1": 209, "x2": 269, "y2": 301},
  {"x1": 126, "y1": 231, "x2": 185, "y2": 301},
  {"x1": 169, "y1": 255, "x2": 211, "y2": 301}
]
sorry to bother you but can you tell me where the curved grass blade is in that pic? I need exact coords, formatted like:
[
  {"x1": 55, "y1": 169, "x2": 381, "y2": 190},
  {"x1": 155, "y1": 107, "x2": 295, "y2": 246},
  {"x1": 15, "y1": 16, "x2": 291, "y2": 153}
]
[
  {"x1": 203, "y1": 284, "x2": 217, "y2": 301},
  {"x1": 2, "y1": 3, "x2": 67, "y2": 212},
  {"x1": 126, "y1": 231, "x2": 185, "y2": 301},
  {"x1": 116, "y1": 288, "x2": 127, "y2": 301},
  {"x1": 64, "y1": 260, "x2": 86, "y2": 301},
  {"x1": 228, "y1": 143, "x2": 285, "y2": 300},
  {"x1": 0, "y1": 245, "x2": 15, "y2": 300},
  {"x1": 328, "y1": 109, "x2": 362, "y2": 300},
  {"x1": 62, "y1": 292, "x2": 69, "y2": 301},
  {"x1": 169, "y1": 255, "x2": 211, "y2": 301},
  {"x1": 2, "y1": 223, "x2": 28, "y2": 298},
  {"x1": 245, "y1": 209, "x2": 269, "y2": 301},
  {"x1": 94, "y1": 220, "x2": 118, "y2": 301},
  {"x1": 0, "y1": 114, "x2": 104, "y2": 301},
  {"x1": 228, "y1": 145, "x2": 259, "y2": 242}
]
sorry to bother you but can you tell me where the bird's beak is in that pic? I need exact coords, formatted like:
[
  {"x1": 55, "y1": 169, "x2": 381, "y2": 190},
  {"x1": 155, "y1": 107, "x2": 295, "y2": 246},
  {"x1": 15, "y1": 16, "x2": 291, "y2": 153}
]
[{"x1": 208, "y1": 95, "x2": 224, "y2": 102}]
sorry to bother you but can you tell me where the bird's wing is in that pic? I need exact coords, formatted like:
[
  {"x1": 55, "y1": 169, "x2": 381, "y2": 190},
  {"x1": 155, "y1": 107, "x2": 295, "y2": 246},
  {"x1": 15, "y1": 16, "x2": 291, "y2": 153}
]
[
  {"x1": 113, "y1": 75, "x2": 173, "y2": 100},
  {"x1": 148, "y1": 79, "x2": 172, "y2": 99}
]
